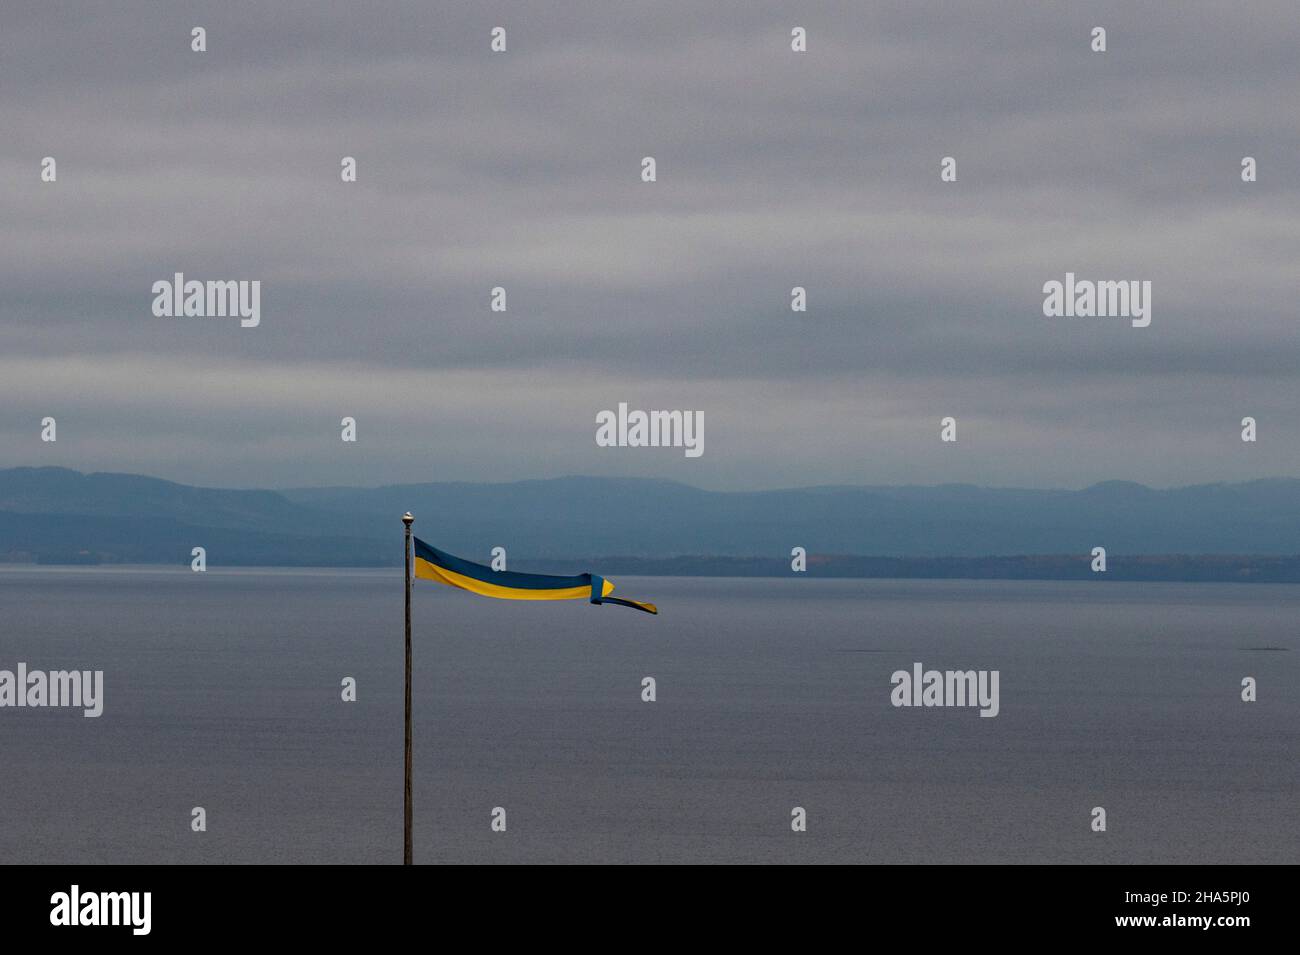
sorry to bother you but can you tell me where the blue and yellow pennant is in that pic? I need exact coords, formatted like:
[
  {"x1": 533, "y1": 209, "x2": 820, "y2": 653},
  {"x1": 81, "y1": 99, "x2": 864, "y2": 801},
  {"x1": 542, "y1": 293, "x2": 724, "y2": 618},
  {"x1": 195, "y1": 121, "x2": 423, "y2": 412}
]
[{"x1": 413, "y1": 537, "x2": 658, "y2": 614}]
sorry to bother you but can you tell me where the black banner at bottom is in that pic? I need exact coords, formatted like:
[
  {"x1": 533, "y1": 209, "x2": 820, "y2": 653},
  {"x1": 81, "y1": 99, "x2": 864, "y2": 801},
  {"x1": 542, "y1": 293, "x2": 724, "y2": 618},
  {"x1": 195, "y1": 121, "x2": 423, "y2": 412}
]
[{"x1": 1, "y1": 864, "x2": 1288, "y2": 941}]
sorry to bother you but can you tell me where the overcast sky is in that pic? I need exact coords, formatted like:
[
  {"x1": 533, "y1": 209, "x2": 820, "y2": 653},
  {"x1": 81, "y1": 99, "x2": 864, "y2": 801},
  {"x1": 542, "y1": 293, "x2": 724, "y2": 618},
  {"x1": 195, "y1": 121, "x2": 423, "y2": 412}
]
[{"x1": 2, "y1": 1, "x2": 1298, "y2": 491}]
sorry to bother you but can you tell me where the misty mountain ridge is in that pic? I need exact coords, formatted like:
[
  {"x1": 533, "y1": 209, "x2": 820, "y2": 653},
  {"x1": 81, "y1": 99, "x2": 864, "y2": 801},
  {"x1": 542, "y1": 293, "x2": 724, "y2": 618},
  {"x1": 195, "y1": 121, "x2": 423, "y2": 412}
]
[{"x1": 2, "y1": 467, "x2": 1300, "y2": 577}]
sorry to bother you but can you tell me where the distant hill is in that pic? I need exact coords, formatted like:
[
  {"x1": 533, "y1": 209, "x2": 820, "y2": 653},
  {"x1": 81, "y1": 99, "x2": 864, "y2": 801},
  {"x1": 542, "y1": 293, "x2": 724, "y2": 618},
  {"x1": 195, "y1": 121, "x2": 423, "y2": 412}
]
[
  {"x1": 3, "y1": 467, "x2": 1300, "y2": 579},
  {"x1": 0, "y1": 468, "x2": 385, "y2": 566},
  {"x1": 280, "y1": 474, "x2": 1300, "y2": 558}
]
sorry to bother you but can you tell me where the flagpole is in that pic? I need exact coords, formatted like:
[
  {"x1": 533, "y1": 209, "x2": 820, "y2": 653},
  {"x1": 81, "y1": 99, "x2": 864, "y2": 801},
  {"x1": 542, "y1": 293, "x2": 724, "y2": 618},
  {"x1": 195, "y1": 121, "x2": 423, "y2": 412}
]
[{"x1": 402, "y1": 511, "x2": 414, "y2": 865}]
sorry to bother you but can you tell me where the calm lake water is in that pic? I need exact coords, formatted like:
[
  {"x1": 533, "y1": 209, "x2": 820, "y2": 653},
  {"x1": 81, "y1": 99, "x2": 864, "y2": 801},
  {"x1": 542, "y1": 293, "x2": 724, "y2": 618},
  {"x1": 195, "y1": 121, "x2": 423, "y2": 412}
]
[{"x1": 1, "y1": 567, "x2": 1296, "y2": 864}]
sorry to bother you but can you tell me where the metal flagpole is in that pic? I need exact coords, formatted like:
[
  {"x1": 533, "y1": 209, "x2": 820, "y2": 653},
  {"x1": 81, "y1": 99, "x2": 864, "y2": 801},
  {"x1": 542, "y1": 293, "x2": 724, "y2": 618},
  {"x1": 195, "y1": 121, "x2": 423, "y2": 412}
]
[{"x1": 402, "y1": 511, "x2": 414, "y2": 865}]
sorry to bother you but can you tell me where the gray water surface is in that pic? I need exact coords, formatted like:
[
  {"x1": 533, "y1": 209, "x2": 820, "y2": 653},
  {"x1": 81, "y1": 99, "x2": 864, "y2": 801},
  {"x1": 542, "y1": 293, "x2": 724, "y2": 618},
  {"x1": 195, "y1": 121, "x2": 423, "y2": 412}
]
[{"x1": 1, "y1": 567, "x2": 1296, "y2": 864}]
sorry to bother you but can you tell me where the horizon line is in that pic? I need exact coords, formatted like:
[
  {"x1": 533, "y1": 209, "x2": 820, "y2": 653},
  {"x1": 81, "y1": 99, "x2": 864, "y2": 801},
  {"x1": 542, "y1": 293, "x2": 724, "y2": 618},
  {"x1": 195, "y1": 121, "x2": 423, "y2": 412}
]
[{"x1": 6, "y1": 464, "x2": 1300, "y2": 497}]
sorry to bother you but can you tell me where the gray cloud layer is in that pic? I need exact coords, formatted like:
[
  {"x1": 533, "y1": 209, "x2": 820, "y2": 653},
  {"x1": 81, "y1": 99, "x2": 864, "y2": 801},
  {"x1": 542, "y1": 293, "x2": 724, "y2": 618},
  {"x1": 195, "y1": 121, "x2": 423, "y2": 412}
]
[{"x1": 2, "y1": 1, "x2": 1298, "y2": 489}]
